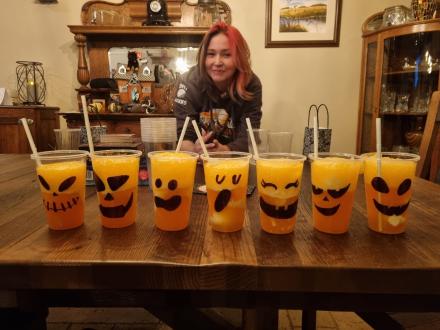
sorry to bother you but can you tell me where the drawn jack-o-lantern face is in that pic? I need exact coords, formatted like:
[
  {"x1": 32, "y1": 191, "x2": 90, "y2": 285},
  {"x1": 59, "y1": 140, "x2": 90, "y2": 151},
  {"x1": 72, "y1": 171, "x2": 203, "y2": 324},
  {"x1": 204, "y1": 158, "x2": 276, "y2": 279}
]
[
  {"x1": 371, "y1": 176, "x2": 411, "y2": 218},
  {"x1": 312, "y1": 183, "x2": 351, "y2": 216},
  {"x1": 94, "y1": 172, "x2": 134, "y2": 218},
  {"x1": 38, "y1": 174, "x2": 82, "y2": 214},
  {"x1": 259, "y1": 177, "x2": 299, "y2": 219},
  {"x1": 212, "y1": 173, "x2": 243, "y2": 212},
  {"x1": 154, "y1": 178, "x2": 181, "y2": 211}
]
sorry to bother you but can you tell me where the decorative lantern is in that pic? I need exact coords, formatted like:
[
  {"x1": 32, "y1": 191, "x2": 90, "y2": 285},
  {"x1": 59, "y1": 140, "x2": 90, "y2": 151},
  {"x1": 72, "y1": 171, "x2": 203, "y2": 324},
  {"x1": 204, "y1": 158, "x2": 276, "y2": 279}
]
[{"x1": 16, "y1": 61, "x2": 47, "y2": 105}]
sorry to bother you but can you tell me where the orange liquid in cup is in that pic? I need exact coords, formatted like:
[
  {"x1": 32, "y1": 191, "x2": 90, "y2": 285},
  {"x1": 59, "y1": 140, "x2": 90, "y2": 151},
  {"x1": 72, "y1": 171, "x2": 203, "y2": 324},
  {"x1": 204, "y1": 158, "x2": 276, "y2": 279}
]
[
  {"x1": 149, "y1": 151, "x2": 198, "y2": 231},
  {"x1": 310, "y1": 154, "x2": 361, "y2": 234},
  {"x1": 92, "y1": 150, "x2": 141, "y2": 228},
  {"x1": 363, "y1": 153, "x2": 419, "y2": 234},
  {"x1": 202, "y1": 152, "x2": 251, "y2": 232},
  {"x1": 36, "y1": 160, "x2": 86, "y2": 230},
  {"x1": 256, "y1": 154, "x2": 305, "y2": 234}
]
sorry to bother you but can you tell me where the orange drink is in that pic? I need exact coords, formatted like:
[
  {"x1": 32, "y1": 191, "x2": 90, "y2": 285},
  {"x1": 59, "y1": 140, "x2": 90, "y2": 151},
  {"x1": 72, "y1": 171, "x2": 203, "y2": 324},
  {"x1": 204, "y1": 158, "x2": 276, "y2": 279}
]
[
  {"x1": 309, "y1": 153, "x2": 362, "y2": 234},
  {"x1": 91, "y1": 150, "x2": 142, "y2": 228},
  {"x1": 256, "y1": 153, "x2": 306, "y2": 234},
  {"x1": 363, "y1": 152, "x2": 420, "y2": 234},
  {"x1": 31, "y1": 150, "x2": 88, "y2": 230},
  {"x1": 148, "y1": 151, "x2": 198, "y2": 231},
  {"x1": 201, "y1": 152, "x2": 251, "y2": 232}
]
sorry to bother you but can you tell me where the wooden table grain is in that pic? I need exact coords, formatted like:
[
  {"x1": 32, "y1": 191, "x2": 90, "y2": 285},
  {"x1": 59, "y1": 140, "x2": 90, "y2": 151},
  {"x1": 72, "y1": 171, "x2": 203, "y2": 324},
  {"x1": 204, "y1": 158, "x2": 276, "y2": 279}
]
[{"x1": 1, "y1": 154, "x2": 440, "y2": 329}]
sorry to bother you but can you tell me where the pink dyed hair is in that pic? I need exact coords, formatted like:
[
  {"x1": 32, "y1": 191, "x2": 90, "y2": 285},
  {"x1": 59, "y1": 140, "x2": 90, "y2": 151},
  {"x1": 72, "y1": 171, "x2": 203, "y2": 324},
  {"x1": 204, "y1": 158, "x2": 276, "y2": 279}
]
[{"x1": 197, "y1": 22, "x2": 253, "y2": 101}]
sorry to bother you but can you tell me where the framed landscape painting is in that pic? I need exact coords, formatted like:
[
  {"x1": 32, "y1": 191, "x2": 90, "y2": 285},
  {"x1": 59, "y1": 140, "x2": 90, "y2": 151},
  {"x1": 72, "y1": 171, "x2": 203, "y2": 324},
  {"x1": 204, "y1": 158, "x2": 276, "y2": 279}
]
[{"x1": 265, "y1": 0, "x2": 342, "y2": 47}]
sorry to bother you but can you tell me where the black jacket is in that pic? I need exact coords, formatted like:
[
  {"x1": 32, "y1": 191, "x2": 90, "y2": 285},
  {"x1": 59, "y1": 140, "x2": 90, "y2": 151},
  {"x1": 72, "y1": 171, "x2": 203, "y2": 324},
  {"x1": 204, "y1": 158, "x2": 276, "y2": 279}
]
[{"x1": 173, "y1": 66, "x2": 262, "y2": 152}]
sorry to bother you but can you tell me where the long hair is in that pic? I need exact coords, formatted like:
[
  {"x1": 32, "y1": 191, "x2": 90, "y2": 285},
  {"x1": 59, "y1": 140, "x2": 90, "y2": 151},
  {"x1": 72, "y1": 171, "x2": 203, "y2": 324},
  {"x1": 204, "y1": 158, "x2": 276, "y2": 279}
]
[{"x1": 197, "y1": 22, "x2": 253, "y2": 102}]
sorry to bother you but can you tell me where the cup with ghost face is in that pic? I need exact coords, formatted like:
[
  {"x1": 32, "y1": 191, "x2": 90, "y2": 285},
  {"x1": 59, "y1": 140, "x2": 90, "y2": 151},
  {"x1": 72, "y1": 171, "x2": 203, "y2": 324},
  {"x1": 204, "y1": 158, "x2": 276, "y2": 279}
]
[
  {"x1": 201, "y1": 152, "x2": 251, "y2": 232},
  {"x1": 91, "y1": 149, "x2": 142, "y2": 228},
  {"x1": 31, "y1": 150, "x2": 89, "y2": 230}
]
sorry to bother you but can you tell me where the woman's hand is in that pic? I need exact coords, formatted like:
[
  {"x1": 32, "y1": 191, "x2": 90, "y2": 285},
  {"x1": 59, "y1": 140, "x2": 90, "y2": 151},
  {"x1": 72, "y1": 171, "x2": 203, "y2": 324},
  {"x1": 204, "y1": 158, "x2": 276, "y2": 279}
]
[
  {"x1": 193, "y1": 130, "x2": 213, "y2": 153},
  {"x1": 210, "y1": 139, "x2": 231, "y2": 152}
]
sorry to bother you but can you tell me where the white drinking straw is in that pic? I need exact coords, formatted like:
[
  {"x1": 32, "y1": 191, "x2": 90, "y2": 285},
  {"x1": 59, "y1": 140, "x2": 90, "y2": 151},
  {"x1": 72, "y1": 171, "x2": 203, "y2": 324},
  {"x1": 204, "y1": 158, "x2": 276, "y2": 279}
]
[
  {"x1": 191, "y1": 120, "x2": 209, "y2": 157},
  {"x1": 176, "y1": 116, "x2": 190, "y2": 152},
  {"x1": 20, "y1": 118, "x2": 41, "y2": 166},
  {"x1": 313, "y1": 114, "x2": 319, "y2": 158},
  {"x1": 80, "y1": 95, "x2": 95, "y2": 155},
  {"x1": 376, "y1": 117, "x2": 382, "y2": 176},
  {"x1": 245, "y1": 117, "x2": 259, "y2": 159},
  {"x1": 376, "y1": 117, "x2": 383, "y2": 232}
]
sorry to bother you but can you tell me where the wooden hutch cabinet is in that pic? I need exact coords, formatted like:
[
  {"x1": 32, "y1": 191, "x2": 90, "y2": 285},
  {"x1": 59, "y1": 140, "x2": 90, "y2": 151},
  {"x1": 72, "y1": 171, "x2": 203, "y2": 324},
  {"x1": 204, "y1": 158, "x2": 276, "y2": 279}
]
[
  {"x1": 357, "y1": 16, "x2": 440, "y2": 154},
  {"x1": 64, "y1": 0, "x2": 208, "y2": 136}
]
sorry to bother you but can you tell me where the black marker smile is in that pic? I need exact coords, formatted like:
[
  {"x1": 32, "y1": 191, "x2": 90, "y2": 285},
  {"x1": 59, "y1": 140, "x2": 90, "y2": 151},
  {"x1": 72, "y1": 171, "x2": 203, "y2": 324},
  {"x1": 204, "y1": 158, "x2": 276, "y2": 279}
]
[
  {"x1": 155, "y1": 195, "x2": 182, "y2": 211},
  {"x1": 315, "y1": 204, "x2": 340, "y2": 216},
  {"x1": 100, "y1": 193, "x2": 133, "y2": 218},
  {"x1": 43, "y1": 196, "x2": 80, "y2": 212},
  {"x1": 259, "y1": 197, "x2": 298, "y2": 219},
  {"x1": 373, "y1": 199, "x2": 409, "y2": 216}
]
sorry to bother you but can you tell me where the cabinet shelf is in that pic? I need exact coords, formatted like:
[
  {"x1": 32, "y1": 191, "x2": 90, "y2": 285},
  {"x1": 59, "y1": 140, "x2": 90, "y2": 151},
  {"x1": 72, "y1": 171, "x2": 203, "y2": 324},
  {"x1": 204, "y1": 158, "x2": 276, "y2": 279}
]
[
  {"x1": 381, "y1": 112, "x2": 427, "y2": 116},
  {"x1": 384, "y1": 68, "x2": 439, "y2": 76},
  {"x1": 68, "y1": 25, "x2": 208, "y2": 37}
]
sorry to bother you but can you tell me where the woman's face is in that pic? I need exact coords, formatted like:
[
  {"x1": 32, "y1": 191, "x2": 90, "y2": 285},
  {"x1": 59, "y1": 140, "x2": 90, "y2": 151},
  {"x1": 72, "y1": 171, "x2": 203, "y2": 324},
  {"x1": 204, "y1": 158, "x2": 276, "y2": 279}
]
[{"x1": 205, "y1": 33, "x2": 236, "y2": 91}]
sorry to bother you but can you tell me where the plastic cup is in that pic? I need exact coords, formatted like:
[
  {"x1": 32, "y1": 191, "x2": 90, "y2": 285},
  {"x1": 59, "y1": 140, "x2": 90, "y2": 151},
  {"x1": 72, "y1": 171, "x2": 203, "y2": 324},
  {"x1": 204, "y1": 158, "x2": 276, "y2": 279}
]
[
  {"x1": 201, "y1": 152, "x2": 251, "y2": 232},
  {"x1": 247, "y1": 128, "x2": 269, "y2": 156},
  {"x1": 54, "y1": 129, "x2": 81, "y2": 150},
  {"x1": 362, "y1": 152, "x2": 420, "y2": 234},
  {"x1": 308, "y1": 152, "x2": 362, "y2": 234},
  {"x1": 148, "y1": 151, "x2": 199, "y2": 231},
  {"x1": 31, "y1": 150, "x2": 89, "y2": 230},
  {"x1": 268, "y1": 131, "x2": 293, "y2": 153},
  {"x1": 91, "y1": 149, "x2": 142, "y2": 228},
  {"x1": 256, "y1": 153, "x2": 306, "y2": 234}
]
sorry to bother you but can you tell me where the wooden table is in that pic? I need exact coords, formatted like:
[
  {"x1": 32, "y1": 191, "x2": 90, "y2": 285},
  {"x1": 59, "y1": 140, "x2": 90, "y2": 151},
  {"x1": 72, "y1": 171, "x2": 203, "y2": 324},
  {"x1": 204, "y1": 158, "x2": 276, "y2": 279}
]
[{"x1": 1, "y1": 154, "x2": 440, "y2": 329}]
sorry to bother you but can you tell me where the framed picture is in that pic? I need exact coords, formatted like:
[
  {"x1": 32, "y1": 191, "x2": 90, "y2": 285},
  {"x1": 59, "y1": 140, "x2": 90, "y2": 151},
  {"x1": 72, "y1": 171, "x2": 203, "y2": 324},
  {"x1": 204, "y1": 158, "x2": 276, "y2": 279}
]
[{"x1": 265, "y1": 0, "x2": 342, "y2": 48}]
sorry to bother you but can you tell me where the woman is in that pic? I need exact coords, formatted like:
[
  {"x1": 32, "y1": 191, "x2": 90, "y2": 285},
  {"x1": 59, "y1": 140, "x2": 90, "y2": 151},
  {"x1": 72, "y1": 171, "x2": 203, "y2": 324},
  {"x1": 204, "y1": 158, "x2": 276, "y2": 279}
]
[{"x1": 174, "y1": 22, "x2": 262, "y2": 153}]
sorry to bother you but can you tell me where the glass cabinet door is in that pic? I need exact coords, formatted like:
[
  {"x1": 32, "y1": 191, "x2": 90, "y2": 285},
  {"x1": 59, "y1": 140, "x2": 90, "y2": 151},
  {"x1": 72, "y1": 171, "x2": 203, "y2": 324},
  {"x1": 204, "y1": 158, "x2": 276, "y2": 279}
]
[
  {"x1": 360, "y1": 41, "x2": 377, "y2": 154},
  {"x1": 380, "y1": 31, "x2": 440, "y2": 152}
]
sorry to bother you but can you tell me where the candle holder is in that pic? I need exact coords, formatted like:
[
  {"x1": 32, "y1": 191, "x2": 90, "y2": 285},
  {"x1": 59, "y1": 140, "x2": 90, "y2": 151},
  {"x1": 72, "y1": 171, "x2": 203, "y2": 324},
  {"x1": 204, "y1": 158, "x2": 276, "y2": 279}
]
[{"x1": 16, "y1": 61, "x2": 47, "y2": 105}]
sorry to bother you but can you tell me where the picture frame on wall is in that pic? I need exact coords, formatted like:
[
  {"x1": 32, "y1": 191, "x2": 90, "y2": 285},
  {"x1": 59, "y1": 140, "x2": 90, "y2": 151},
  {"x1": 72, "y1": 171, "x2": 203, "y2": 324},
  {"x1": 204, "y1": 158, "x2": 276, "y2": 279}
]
[{"x1": 265, "y1": 0, "x2": 342, "y2": 48}]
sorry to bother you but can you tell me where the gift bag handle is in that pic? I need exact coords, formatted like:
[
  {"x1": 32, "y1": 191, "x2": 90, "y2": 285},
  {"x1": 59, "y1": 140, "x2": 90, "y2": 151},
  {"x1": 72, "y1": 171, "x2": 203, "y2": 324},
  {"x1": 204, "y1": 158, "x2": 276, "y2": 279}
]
[{"x1": 307, "y1": 103, "x2": 330, "y2": 128}]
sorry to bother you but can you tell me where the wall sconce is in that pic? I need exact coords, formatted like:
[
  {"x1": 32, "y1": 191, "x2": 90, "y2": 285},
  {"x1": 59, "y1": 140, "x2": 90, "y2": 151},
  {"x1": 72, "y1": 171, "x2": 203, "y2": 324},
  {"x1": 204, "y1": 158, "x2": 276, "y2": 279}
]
[{"x1": 16, "y1": 61, "x2": 47, "y2": 105}]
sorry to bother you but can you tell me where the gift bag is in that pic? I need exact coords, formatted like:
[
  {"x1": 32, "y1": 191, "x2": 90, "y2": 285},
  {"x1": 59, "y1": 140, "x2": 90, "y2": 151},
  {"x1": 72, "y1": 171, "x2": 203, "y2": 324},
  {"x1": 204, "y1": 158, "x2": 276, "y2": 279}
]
[{"x1": 302, "y1": 104, "x2": 332, "y2": 155}]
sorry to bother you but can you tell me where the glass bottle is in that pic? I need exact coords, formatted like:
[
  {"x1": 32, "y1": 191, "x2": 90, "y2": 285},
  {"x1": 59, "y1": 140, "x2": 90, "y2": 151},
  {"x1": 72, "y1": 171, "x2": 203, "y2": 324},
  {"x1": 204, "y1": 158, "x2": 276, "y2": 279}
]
[{"x1": 194, "y1": 0, "x2": 220, "y2": 27}]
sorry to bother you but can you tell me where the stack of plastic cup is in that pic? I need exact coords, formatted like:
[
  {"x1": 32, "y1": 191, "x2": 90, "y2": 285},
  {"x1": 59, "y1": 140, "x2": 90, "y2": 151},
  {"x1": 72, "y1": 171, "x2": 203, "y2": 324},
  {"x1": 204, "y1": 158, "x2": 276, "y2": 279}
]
[
  {"x1": 54, "y1": 129, "x2": 81, "y2": 150},
  {"x1": 140, "y1": 117, "x2": 177, "y2": 152}
]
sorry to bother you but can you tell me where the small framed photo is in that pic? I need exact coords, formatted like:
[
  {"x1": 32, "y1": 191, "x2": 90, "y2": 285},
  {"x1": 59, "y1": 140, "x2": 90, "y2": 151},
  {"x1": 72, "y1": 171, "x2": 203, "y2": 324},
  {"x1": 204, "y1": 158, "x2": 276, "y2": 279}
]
[{"x1": 265, "y1": 0, "x2": 342, "y2": 48}]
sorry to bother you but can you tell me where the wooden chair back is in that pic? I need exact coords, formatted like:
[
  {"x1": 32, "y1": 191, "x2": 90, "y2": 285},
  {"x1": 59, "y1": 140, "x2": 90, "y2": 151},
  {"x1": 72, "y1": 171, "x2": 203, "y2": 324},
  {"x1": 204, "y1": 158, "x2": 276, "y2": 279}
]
[{"x1": 416, "y1": 90, "x2": 440, "y2": 182}]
